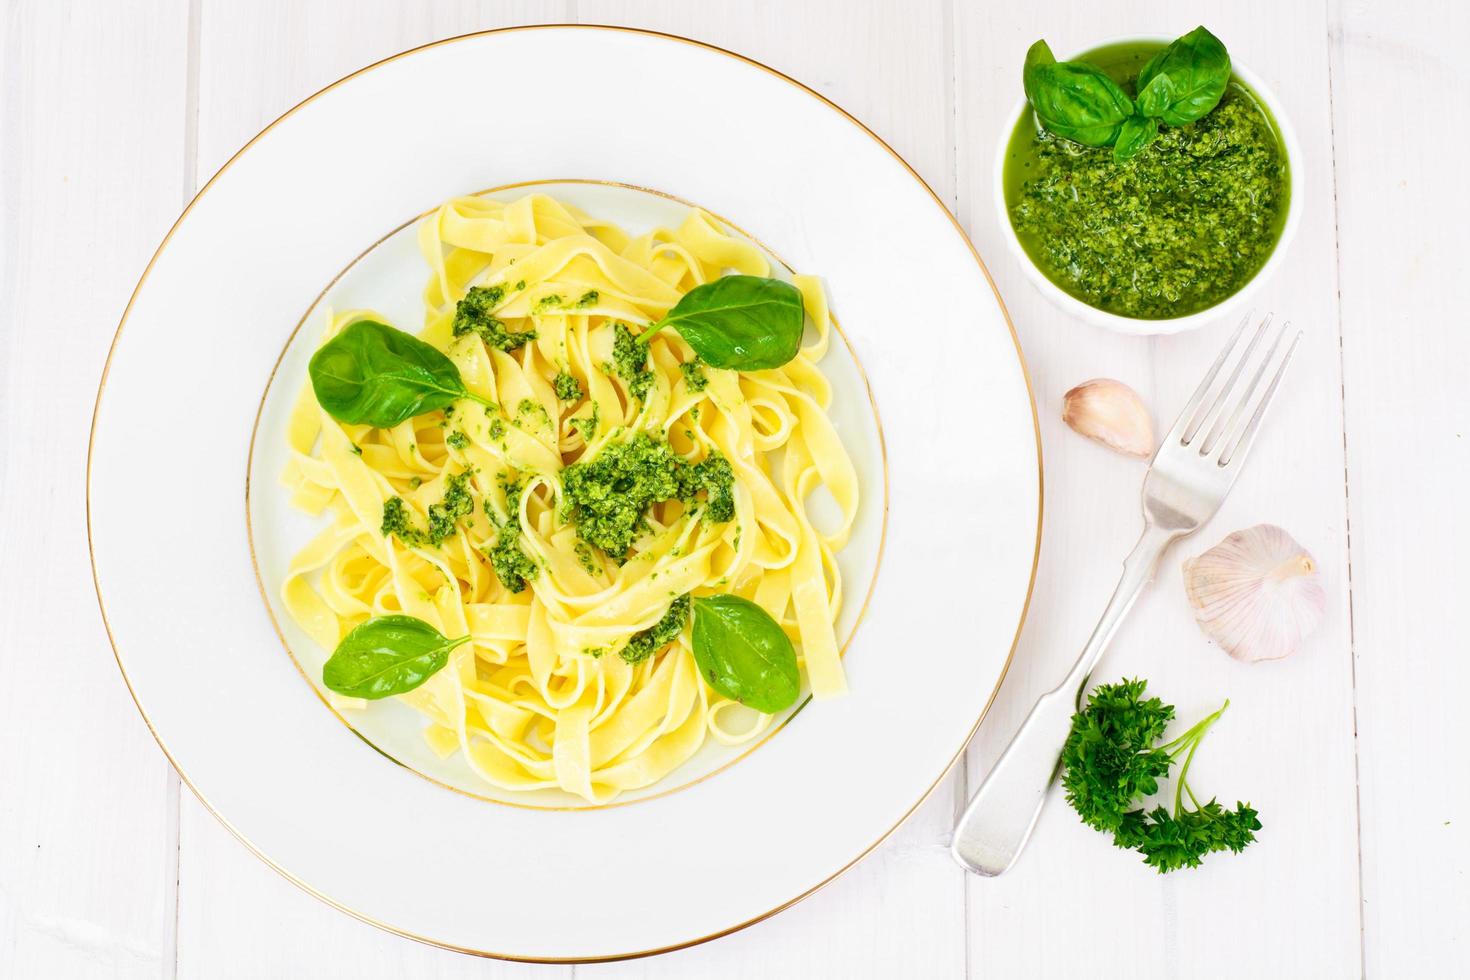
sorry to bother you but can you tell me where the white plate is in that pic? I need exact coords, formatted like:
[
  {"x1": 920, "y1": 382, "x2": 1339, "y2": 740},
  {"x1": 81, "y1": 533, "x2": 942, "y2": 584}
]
[{"x1": 89, "y1": 26, "x2": 1041, "y2": 961}]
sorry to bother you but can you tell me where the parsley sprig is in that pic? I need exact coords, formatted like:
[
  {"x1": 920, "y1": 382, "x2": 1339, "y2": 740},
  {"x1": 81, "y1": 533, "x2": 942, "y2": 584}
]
[{"x1": 1062, "y1": 679, "x2": 1261, "y2": 873}]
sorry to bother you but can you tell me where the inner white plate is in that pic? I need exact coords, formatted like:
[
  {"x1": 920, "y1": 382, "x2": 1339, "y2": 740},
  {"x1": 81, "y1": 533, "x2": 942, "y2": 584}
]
[
  {"x1": 89, "y1": 26, "x2": 1040, "y2": 961},
  {"x1": 249, "y1": 179, "x2": 889, "y2": 808}
]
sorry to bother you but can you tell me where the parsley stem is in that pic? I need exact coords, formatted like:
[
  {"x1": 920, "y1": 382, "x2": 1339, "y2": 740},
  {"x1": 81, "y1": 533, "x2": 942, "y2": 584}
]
[
  {"x1": 1168, "y1": 700, "x2": 1229, "y2": 814},
  {"x1": 1174, "y1": 734, "x2": 1204, "y2": 814},
  {"x1": 1159, "y1": 699, "x2": 1229, "y2": 757}
]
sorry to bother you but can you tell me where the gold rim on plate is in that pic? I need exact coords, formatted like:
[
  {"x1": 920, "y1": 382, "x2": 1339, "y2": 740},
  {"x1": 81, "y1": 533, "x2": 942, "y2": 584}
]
[{"x1": 86, "y1": 23, "x2": 1043, "y2": 964}]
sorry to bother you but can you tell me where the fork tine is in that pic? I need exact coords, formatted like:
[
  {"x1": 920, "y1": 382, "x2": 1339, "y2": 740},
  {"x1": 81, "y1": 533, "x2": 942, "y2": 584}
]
[
  {"x1": 1162, "y1": 313, "x2": 1250, "y2": 446},
  {"x1": 1202, "y1": 319, "x2": 1290, "y2": 456},
  {"x1": 1217, "y1": 329, "x2": 1302, "y2": 467},
  {"x1": 1187, "y1": 313, "x2": 1272, "y2": 446}
]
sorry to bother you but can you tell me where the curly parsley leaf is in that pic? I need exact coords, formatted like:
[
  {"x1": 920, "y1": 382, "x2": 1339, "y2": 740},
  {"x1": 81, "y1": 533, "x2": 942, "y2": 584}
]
[
  {"x1": 1061, "y1": 677, "x2": 1173, "y2": 836},
  {"x1": 1062, "y1": 679, "x2": 1261, "y2": 873}
]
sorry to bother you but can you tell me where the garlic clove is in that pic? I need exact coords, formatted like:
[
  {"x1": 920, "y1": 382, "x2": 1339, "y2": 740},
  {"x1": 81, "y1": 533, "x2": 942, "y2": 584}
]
[
  {"x1": 1062, "y1": 379, "x2": 1155, "y2": 457},
  {"x1": 1182, "y1": 524, "x2": 1326, "y2": 663}
]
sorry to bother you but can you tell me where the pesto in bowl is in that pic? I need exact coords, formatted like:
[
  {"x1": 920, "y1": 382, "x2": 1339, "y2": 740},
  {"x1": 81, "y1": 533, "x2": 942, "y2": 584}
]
[{"x1": 1002, "y1": 41, "x2": 1291, "y2": 321}]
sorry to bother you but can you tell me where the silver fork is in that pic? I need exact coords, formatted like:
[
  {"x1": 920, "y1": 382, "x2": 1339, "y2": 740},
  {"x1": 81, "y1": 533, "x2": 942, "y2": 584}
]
[{"x1": 951, "y1": 313, "x2": 1302, "y2": 877}]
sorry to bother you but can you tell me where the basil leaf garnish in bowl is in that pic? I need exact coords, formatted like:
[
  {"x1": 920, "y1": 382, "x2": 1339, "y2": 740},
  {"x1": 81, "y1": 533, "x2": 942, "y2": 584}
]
[
  {"x1": 1022, "y1": 40, "x2": 1134, "y2": 148},
  {"x1": 1135, "y1": 26, "x2": 1231, "y2": 127}
]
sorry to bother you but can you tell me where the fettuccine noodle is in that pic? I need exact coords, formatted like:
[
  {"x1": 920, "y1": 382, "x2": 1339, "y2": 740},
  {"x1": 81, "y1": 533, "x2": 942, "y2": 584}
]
[{"x1": 280, "y1": 193, "x2": 858, "y2": 802}]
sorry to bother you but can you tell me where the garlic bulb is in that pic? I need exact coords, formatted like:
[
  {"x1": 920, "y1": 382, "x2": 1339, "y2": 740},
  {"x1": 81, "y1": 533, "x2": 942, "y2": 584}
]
[
  {"x1": 1062, "y1": 379, "x2": 1154, "y2": 457},
  {"x1": 1182, "y1": 525, "x2": 1325, "y2": 663}
]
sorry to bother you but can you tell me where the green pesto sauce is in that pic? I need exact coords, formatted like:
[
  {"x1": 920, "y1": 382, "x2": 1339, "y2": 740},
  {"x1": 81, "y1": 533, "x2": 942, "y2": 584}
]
[
  {"x1": 514, "y1": 397, "x2": 550, "y2": 431},
  {"x1": 679, "y1": 359, "x2": 709, "y2": 392},
  {"x1": 619, "y1": 594, "x2": 690, "y2": 664},
  {"x1": 559, "y1": 432, "x2": 734, "y2": 559},
  {"x1": 553, "y1": 371, "x2": 583, "y2": 401},
  {"x1": 1003, "y1": 42, "x2": 1290, "y2": 320},
  {"x1": 485, "y1": 513, "x2": 538, "y2": 593},
  {"x1": 495, "y1": 469, "x2": 522, "y2": 500},
  {"x1": 570, "y1": 403, "x2": 599, "y2": 441},
  {"x1": 453, "y1": 285, "x2": 536, "y2": 351},
  {"x1": 609, "y1": 323, "x2": 654, "y2": 401},
  {"x1": 573, "y1": 541, "x2": 600, "y2": 576},
  {"x1": 380, "y1": 469, "x2": 476, "y2": 549}
]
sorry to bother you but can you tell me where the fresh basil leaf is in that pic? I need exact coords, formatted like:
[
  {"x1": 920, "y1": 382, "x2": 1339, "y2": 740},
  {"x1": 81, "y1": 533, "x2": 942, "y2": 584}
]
[
  {"x1": 1022, "y1": 39, "x2": 1056, "y2": 109},
  {"x1": 309, "y1": 319, "x2": 473, "y2": 428},
  {"x1": 1113, "y1": 115, "x2": 1161, "y2": 162},
  {"x1": 1136, "y1": 26, "x2": 1231, "y2": 127},
  {"x1": 1027, "y1": 61, "x2": 1134, "y2": 147},
  {"x1": 321, "y1": 614, "x2": 468, "y2": 700},
  {"x1": 1136, "y1": 72, "x2": 1178, "y2": 119},
  {"x1": 649, "y1": 276, "x2": 804, "y2": 371},
  {"x1": 691, "y1": 595, "x2": 800, "y2": 713}
]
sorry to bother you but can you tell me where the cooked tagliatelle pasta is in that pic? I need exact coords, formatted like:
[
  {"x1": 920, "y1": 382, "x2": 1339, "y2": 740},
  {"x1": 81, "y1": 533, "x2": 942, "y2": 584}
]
[{"x1": 279, "y1": 192, "x2": 859, "y2": 803}]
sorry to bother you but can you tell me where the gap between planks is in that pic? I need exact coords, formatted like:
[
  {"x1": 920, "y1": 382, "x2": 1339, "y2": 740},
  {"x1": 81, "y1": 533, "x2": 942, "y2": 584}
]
[
  {"x1": 1321, "y1": 2, "x2": 1368, "y2": 974},
  {"x1": 164, "y1": 0, "x2": 205, "y2": 975}
]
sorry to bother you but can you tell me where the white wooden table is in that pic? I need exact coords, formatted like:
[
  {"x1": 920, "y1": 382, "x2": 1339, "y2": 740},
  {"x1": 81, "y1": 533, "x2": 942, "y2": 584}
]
[{"x1": 3, "y1": 1, "x2": 1465, "y2": 976}]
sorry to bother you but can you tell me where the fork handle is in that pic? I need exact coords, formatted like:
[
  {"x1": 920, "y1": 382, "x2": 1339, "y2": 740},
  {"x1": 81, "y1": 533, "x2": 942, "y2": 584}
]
[{"x1": 951, "y1": 523, "x2": 1176, "y2": 877}]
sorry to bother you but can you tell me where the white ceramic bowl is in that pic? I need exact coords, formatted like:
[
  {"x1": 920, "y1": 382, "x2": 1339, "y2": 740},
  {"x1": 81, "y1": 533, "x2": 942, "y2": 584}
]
[{"x1": 993, "y1": 35, "x2": 1303, "y2": 335}]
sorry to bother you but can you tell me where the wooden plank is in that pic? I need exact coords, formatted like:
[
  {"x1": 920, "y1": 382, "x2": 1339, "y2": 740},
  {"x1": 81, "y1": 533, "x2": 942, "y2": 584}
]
[
  {"x1": 0, "y1": 2, "x2": 188, "y2": 978},
  {"x1": 193, "y1": 0, "x2": 569, "y2": 180},
  {"x1": 176, "y1": 3, "x2": 574, "y2": 978},
  {"x1": 953, "y1": 4, "x2": 1362, "y2": 977},
  {"x1": 1330, "y1": 0, "x2": 1470, "y2": 975},
  {"x1": 571, "y1": 3, "x2": 964, "y2": 977}
]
